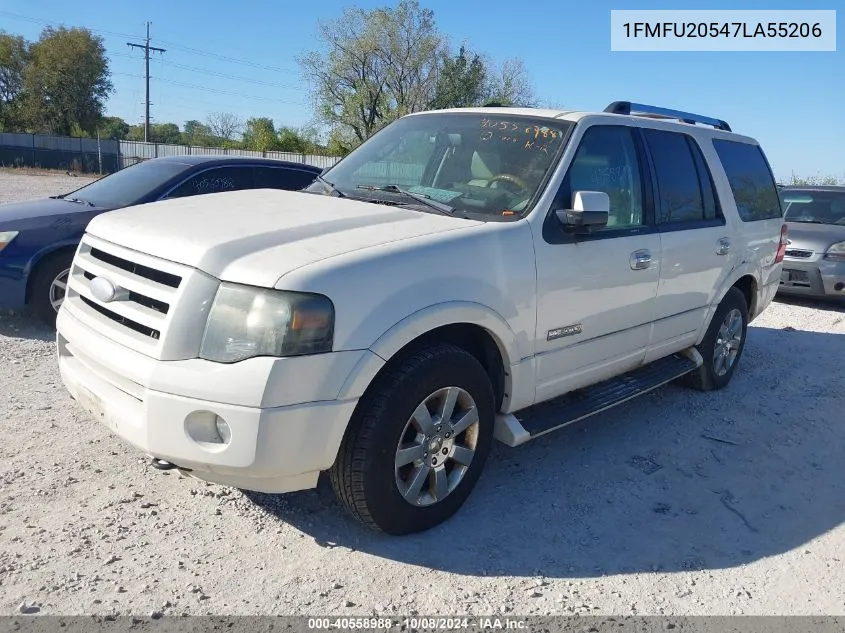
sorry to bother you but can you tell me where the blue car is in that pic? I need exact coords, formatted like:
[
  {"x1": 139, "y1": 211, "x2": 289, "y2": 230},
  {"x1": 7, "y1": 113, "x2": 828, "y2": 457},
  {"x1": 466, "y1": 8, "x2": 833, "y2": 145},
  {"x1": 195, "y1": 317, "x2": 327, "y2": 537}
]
[{"x1": 0, "y1": 155, "x2": 322, "y2": 325}]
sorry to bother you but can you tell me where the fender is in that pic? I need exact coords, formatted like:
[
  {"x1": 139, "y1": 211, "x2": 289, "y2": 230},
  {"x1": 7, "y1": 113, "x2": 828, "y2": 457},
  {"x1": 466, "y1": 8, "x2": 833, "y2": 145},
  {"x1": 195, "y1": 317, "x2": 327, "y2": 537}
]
[
  {"x1": 337, "y1": 301, "x2": 524, "y2": 401},
  {"x1": 23, "y1": 238, "x2": 83, "y2": 303},
  {"x1": 697, "y1": 259, "x2": 760, "y2": 345},
  {"x1": 24, "y1": 237, "x2": 82, "y2": 278}
]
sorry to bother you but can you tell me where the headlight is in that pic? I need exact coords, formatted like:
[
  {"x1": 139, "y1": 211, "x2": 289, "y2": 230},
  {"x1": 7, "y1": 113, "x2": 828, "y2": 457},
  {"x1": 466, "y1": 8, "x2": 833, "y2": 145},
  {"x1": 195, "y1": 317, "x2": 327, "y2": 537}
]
[
  {"x1": 824, "y1": 241, "x2": 845, "y2": 262},
  {"x1": 200, "y1": 283, "x2": 334, "y2": 363},
  {"x1": 0, "y1": 231, "x2": 19, "y2": 253}
]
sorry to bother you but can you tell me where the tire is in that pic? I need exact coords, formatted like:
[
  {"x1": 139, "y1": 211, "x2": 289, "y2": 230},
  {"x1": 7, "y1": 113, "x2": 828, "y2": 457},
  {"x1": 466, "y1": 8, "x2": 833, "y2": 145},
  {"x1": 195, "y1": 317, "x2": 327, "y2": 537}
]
[
  {"x1": 29, "y1": 252, "x2": 73, "y2": 328},
  {"x1": 683, "y1": 287, "x2": 749, "y2": 391},
  {"x1": 330, "y1": 343, "x2": 495, "y2": 535}
]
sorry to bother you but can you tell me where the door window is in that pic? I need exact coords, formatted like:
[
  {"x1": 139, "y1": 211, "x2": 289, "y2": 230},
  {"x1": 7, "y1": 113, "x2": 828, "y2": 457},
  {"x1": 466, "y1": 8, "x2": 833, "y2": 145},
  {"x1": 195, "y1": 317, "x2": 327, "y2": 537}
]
[
  {"x1": 165, "y1": 166, "x2": 254, "y2": 199},
  {"x1": 560, "y1": 126, "x2": 644, "y2": 230},
  {"x1": 254, "y1": 166, "x2": 319, "y2": 191}
]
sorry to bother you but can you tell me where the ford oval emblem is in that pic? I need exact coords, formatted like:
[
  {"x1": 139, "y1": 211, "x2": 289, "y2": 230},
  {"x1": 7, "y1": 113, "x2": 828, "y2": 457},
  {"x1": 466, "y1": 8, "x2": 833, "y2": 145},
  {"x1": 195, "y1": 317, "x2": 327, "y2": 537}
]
[{"x1": 89, "y1": 276, "x2": 119, "y2": 303}]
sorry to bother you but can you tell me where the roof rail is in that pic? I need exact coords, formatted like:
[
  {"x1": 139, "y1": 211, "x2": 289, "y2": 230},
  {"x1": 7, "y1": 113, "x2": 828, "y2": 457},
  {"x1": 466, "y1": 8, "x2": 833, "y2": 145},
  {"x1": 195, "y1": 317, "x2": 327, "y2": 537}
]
[{"x1": 604, "y1": 101, "x2": 731, "y2": 132}]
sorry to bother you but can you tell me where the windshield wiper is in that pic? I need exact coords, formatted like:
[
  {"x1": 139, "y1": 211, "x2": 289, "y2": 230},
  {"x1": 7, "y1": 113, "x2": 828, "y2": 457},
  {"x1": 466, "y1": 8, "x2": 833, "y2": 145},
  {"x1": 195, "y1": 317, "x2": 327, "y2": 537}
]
[
  {"x1": 355, "y1": 184, "x2": 454, "y2": 216},
  {"x1": 316, "y1": 175, "x2": 346, "y2": 198},
  {"x1": 66, "y1": 197, "x2": 95, "y2": 207}
]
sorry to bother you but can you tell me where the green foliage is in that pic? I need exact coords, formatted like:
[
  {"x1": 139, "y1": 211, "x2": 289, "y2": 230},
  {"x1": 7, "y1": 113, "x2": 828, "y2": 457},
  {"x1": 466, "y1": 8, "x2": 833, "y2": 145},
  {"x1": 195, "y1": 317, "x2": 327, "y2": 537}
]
[
  {"x1": 242, "y1": 117, "x2": 279, "y2": 152},
  {"x1": 298, "y1": 2, "x2": 537, "y2": 146},
  {"x1": 21, "y1": 27, "x2": 113, "y2": 135},
  {"x1": 127, "y1": 122, "x2": 182, "y2": 144},
  {"x1": 98, "y1": 116, "x2": 129, "y2": 140},
  {"x1": 429, "y1": 45, "x2": 487, "y2": 110},
  {"x1": 788, "y1": 172, "x2": 844, "y2": 186},
  {"x1": 181, "y1": 120, "x2": 215, "y2": 146},
  {"x1": 0, "y1": 31, "x2": 29, "y2": 131},
  {"x1": 298, "y1": 0, "x2": 445, "y2": 143}
]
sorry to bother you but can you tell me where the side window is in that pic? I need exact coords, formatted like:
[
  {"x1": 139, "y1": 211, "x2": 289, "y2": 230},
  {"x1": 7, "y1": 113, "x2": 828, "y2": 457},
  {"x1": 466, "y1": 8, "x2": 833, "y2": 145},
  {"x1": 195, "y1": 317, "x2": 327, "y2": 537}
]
[
  {"x1": 166, "y1": 166, "x2": 254, "y2": 199},
  {"x1": 254, "y1": 167, "x2": 318, "y2": 191},
  {"x1": 643, "y1": 129, "x2": 706, "y2": 224},
  {"x1": 560, "y1": 126, "x2": 644, "y2": 230},
  {"x1": 712, "y1": 139, "x2": 781, "y2": 221}
]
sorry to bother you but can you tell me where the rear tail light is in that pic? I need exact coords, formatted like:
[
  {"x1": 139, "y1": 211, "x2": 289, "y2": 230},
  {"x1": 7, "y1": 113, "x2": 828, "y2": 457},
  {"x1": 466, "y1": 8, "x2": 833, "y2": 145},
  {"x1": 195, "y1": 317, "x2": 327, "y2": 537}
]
[{"x1": 775, "y1": 224, "x2": 788, "y2": 263}]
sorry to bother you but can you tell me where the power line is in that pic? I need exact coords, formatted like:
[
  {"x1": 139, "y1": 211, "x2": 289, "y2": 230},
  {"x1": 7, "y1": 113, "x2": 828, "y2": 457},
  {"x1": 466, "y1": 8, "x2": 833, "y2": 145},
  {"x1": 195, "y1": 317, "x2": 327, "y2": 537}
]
[
  {"x1": 126, "y1": 22, "x2": 166, "y2": 142},
  {"x1": 153, "y1": 39, "x2": 298, "y2": 75},
  {"x1": 0, "y1": 10, "x2": 299, "y2": 76},
  {"x1": 0, "y1": 10, "x2": 138, "y2": 39},
  {"x1": 112, "y1": 51, "x2": 301, "y2": 90},
  {"x1": 111, "y1": 73, "x2": 304, "y2": 107}
]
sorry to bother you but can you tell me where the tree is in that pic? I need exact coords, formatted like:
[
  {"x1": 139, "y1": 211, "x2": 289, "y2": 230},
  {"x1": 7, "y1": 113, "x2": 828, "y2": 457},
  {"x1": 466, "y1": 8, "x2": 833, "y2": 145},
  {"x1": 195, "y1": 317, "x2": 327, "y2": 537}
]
[
  {"x1": 206, "y1": 112, "x2": 243, "y2": 143},
  {"x1": 298, "y1": 0, "x2": 445, "y2": 143},
  {"x1": 0, "y1": 31, "x2": 29, "y2": 131},
  {"x1": 98, "y1": 116, "x2": 129, "y2": 140},
  {"x1": 21, "y1": 27, "x2": 113, "y2": 135},
  {"x1": 242, "y1": 117, "x2": 279, "y2": 152},
  {"x1": 127, "y1": 122, "x2": 182, "y2": 144},
  {"x1": 182, "y1": 119, "x2": 214, "y2": 146},
  {"x1": 485, "y1": 57, "x2": 536, "y2": 107},
  {"x1": 429, "y1": 45, "x2": 487, "y2": 110},
  {"x1": 789, "y1": 172, "x2": 843, "y2": 186}
]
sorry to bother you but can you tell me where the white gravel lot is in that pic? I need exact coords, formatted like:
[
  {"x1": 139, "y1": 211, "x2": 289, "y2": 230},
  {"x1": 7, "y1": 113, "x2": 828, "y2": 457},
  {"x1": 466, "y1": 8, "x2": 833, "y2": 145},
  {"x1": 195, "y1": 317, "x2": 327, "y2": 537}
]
[{"x1": 1, "y1": 172, "x2": 844, "y2": 617}]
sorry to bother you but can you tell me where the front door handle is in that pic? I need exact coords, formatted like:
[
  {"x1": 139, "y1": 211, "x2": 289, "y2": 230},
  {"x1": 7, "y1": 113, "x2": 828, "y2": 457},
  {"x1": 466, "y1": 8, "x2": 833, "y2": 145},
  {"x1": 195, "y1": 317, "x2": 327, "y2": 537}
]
[
  {"x1": 716, "y1": 237, "x2": 731, "y2": 256},
  {"x1": 630, "y1": 249, "x2": 652, "y2": 270}
]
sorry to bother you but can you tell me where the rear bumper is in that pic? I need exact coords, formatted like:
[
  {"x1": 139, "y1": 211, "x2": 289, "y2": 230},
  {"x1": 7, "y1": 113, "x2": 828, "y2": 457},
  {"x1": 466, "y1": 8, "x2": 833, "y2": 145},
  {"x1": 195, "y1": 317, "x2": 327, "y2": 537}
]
[
  {"x1": 778, "y1": 258, "x2": 845, "y2": 299},
  {"x1": 56, "y1": 305, "x2": 361, "y2": 493}
]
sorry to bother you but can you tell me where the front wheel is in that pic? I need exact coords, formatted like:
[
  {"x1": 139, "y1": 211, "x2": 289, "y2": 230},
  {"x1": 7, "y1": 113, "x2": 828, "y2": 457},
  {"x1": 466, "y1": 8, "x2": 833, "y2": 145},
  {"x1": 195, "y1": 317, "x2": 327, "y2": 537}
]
[
  {"x1": 29, "y1": 252, "x2": 74, "y2": 328},
  {"x1": 330, "y1": 343, "x2": 495, "y2": 535},
  {"x1": 683, "y1": 287, "x2": 749, "y2": 391}
]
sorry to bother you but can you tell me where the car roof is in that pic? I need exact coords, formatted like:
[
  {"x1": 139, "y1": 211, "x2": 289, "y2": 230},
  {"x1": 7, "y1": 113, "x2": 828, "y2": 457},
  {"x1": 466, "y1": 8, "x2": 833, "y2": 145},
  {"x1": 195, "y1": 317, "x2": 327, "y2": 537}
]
[
  {"x1": 150, "y1": 154, "x2": 323, "y2": 171},
  {"x1": 781, "y1": 185, "x2": 845, "y2": 192},
  {"x1": 406, "y1": 104, "x2": 756, "y2": 142}
]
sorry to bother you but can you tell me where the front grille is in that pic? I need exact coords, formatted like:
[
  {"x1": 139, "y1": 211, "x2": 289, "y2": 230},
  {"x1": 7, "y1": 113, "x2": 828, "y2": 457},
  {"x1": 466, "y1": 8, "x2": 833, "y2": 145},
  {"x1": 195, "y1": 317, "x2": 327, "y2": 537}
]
[
  {"x1": 784, "y1": 249, "x2": 813, "y2": 259},
  {"x1": 80, "y1": 296, "x2": 161, "y2": 339},
  {"x1": 89, "y1": 247, "x2": 181, "y2": 288},
  {"x1": 66, "y1": 236, "x2": 188, "y2": 352}
]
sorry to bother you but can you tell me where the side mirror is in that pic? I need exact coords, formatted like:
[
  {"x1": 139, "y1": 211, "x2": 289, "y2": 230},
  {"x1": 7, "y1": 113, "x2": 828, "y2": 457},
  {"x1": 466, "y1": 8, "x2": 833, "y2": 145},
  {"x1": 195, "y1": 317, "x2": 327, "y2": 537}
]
[{"x1": 555, "y1": 191, "x2": 610, "y2": 232}]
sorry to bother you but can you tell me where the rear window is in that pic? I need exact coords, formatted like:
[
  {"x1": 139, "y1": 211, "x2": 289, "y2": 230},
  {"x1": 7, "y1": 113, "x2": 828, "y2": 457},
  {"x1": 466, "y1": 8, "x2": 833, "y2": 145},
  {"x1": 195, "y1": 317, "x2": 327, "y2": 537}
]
[{"x1": 712, "y1": 139, "x2": 782, "y2": 221}]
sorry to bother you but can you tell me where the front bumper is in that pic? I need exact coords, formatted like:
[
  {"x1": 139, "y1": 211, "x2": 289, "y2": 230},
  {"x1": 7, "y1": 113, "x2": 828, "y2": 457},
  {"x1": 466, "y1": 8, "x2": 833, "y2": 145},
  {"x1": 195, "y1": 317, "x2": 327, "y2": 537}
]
[
  {"x1": 778, "y1": 257, "x2": 845, "y2": 300},
  {"x1": 56, "y1": 305, "x2": 364, "y2": 493}
]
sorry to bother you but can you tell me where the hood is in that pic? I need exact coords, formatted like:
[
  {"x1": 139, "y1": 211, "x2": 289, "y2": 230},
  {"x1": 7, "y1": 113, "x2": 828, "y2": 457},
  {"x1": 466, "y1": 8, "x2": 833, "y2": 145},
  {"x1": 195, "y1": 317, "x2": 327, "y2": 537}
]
[
  {"x1": 86, "y1": 189, "x2": 482, "y2": 287},
  {"x1": 785, "y1": 221, "x2": 845, "y2": 253},
  {"x1": 0, "y1": 197, "x2": 111, "y2": 228}
]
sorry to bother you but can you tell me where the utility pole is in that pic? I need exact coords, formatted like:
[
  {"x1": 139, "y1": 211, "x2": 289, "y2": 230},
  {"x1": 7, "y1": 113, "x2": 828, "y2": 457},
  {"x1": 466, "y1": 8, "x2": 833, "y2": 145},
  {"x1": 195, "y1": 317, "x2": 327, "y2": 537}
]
[{"x1": 127, "y1": 22, "x2": 166, "y2": 142}]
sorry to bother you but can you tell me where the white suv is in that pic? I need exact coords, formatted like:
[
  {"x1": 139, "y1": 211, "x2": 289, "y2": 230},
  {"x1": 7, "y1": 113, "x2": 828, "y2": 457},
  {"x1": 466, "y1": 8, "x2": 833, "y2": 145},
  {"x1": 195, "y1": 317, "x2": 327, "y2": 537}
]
[{"x1": 56, "y1": 102, "x2": 787, "y2": 534}]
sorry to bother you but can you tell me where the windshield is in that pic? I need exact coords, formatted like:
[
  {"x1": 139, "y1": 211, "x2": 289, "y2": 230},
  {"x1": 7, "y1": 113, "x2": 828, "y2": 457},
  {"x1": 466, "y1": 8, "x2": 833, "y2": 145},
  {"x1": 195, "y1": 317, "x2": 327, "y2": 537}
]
[
  {"x1": 313, "y1": 112, "x2": 572, "y2": 219},
  {"x1": 63, "y1": 160, "x2": 191, "y2": 208},
  {"x1": 780, "y1": 189, "x2": 845, "y2": 226}
]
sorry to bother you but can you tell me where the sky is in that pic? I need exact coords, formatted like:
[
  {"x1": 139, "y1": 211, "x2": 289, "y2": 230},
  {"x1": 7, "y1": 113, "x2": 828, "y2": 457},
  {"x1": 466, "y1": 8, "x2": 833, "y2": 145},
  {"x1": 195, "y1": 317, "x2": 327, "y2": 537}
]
[{"x1": 0, "y1": 0, "x2": 842, "y2": 181}]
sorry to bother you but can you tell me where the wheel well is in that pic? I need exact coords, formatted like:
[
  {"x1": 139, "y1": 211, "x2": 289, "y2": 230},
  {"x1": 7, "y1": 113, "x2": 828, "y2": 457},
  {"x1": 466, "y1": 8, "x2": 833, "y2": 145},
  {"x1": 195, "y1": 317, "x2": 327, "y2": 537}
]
[
  {"x1": 377, "y1": 323, "x2": 507, "y2": 411},
  {"x1": 25, "y1": 246, "x2": 76, "y2": 304},
  {"x1": 732, "y1": 275, "x2": 758, "y2": 317}
]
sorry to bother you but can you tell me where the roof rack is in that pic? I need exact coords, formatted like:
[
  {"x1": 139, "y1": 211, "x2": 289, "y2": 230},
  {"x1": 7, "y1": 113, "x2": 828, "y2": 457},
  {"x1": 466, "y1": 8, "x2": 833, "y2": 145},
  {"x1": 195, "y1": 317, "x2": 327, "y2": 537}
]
[{"x1": 604, "y1": 101, "x2": 731, "y2": 132}]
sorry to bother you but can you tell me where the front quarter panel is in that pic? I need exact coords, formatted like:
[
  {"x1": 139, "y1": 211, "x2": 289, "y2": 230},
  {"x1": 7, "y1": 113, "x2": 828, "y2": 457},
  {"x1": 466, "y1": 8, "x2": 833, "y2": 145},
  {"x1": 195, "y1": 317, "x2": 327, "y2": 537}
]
[
  {"x1": 276, "y1": 218, "x2": 537, "y2": 367},
  {"x1": 0, "y1": 209, "x2": 105, "y2": 307}
]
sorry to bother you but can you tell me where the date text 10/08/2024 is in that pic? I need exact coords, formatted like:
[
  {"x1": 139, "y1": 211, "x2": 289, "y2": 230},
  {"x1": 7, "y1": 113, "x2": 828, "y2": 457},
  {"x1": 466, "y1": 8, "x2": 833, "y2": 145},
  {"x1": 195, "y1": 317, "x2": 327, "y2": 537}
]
[
  {"x1": 307, "y1": 617, "x2": 528, "y2": 630},
  {"x1": 622, "y1": 21, "x2": 823, "y2": 39}
]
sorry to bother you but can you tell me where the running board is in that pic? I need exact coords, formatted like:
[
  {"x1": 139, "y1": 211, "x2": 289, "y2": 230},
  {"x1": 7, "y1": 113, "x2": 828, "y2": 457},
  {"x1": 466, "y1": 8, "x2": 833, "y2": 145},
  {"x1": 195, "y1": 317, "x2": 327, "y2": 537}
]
[{"x1": 493, "y1": 349, "x2": 702, "y2": 447}]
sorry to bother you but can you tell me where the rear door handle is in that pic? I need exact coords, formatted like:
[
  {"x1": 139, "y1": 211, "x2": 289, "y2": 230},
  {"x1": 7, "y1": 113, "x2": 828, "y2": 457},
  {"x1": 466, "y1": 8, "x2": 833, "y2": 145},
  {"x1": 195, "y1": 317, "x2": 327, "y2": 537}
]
[
  {"x1": 716, "y1": 238, "x2": 731, "y2": 255},
  {"x1": 630, "y1": 249, "x2": 652, "y2": 270}
]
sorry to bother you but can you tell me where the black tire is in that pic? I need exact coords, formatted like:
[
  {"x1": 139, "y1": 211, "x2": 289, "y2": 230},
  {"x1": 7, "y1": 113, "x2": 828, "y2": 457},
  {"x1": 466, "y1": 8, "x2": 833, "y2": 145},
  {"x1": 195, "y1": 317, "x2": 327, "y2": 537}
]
[
  {"x1": 29, "y1": 251, "x2": 74, "y2": 328},
  {"x1": 683, "y1": 287, "x2": 749, "y2": 391},
  {"x1": 330, "y1": 343, "x2": 495, "y2": 535}
]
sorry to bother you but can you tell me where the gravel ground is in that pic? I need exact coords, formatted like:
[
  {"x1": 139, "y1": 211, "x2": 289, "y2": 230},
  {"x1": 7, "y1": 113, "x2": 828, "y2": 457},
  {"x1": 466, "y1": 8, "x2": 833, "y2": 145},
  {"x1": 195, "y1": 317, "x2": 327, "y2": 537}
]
[
  {"x1": 1, "y1": 173, "x2": 844, "y2": 617},
  {"x1": 0, "y1": 169, "x2": 97, "y2": 205}
]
